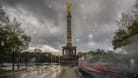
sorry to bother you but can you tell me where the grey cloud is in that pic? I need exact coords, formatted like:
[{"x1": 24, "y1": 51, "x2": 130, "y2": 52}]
[{"x1": 0, "y1": 0, "x2": 136, "y2": 51}]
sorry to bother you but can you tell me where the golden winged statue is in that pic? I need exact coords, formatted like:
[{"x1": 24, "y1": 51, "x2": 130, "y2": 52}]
[{"x1": 66, "y1": 2, "x2": 72, "y2": 13}]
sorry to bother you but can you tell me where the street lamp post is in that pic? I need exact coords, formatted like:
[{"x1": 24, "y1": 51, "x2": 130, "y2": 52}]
[
  {"x1": 24, "y1": 54, "x2": 28, "y2": 70},
  {"x1": 51, "y1": 55, "x2": 52, "y2": 65},
  {"x1": 59, "y1": 52, "x2": 60, "y2": 64},
  {"x1": 12, "y1": 48, "x2": 15, "y2": 71}
]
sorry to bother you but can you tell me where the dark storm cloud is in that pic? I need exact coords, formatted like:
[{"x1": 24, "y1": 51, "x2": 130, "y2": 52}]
[
  {"x1": 0, "y1": 0, "x2": 136, "y2": 52},
  {"x1": 2, "y1": 0, "x2": 60, "y2": 21}
]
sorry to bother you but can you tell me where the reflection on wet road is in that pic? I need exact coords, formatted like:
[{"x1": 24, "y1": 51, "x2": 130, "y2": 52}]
[{"x1": 0, "y1": 65, "x2": 62, "y2": 78}]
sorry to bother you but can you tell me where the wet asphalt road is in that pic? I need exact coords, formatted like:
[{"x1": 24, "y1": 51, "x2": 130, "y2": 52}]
[
  {"x1": 0, "y1": 65, "x2": 62, "y2": 78},
  {"x1": 0, "y1": 70, "x2": 53, "y2": 78},
  {"x1": 1, "y1": 66, "x2": 137, "y2": 78},
  {"x1": 61, "y1": 66, "x2": 79, "y2": 78}
]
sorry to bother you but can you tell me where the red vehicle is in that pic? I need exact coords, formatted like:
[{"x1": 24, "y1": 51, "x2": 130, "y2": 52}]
[{"x1": 78, "y1": 53, "x2": 138, "y2": 78}]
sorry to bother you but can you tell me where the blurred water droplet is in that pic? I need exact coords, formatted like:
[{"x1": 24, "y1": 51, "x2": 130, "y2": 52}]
[
  {"x1": 7, "y1": 36, "x2": 9, "y2": 40},
  {"x1": 1, "y1": 41, "x2": 4, "y2": 46},
  {"x1": 81, "y1": 4, "x2": 85, "y2": 9},
  {"x1": 33, "y1": 30, "x2": 37, "y2": 35},
  {"x1": 76, "y1": 38, "x2": 80, "y2": 42},
  {"x1": 130, "y1": 58, "x2": 135, "y2": 64},
  {"x1": 48, "y1": 4, "x2": 52, "y2": 8}
]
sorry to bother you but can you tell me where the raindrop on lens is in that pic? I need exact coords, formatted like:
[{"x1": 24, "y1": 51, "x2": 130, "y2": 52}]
[{"x1": 1, "y1": 41, "x2": 4, "y2": 46}]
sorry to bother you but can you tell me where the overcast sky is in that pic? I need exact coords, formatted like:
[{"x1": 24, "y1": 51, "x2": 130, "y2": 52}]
[{"x1": 0, "y1": 0, "x2": 136, "y2": 53}]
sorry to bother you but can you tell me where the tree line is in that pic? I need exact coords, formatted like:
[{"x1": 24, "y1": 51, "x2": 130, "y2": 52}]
[
  {"x1": 0, "y1": 5, "x2": 31, "y2": 65},
  {"x1": 0, "y1": 6, "x2": 62, "y2": 66},
  {"x1": 112, "y1": 1, "x2": 138, "y2": 49}
]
